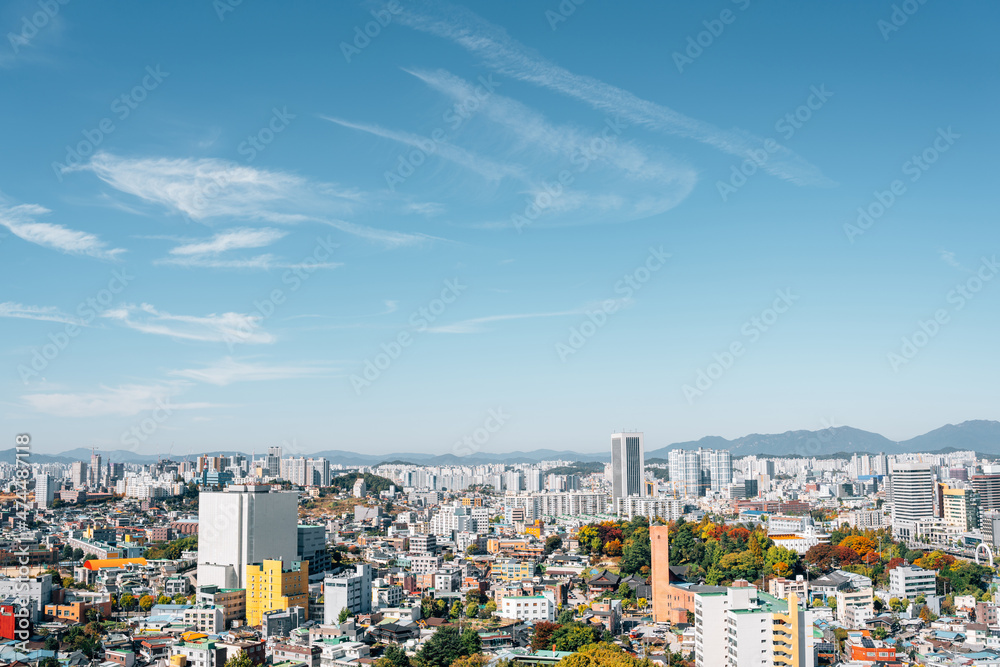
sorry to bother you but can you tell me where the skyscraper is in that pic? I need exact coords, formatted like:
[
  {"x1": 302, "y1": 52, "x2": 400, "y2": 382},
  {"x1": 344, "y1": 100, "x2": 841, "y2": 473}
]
[
  {"x1": 889, "y1": 462, "x2": 935, "y2": 540},
  {"x1": 611, "y1": 432, "x2": 645, "y2": 498},
  {"x1": 266, "y1": 447, "x2": 282, "y2": 478},
  {"x1": 71, "y1": 461, "x2": 87, "y2": 489},
  {"x1": 90, "y1": 452, "x2": 102, "y2": 487},
  {"x1": 197, "y1": 485, "x2": 299, "y2": 589},
  {"x1": 710, "y1": 450, "x2": 733, "y2": 493}
]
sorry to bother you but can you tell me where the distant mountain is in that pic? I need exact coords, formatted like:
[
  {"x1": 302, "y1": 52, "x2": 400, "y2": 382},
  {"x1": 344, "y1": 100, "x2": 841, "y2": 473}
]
[
  {"x1": 39, "y1": 420, "x2": 1000, "y2": 464},
  {"x1": 899, "y1": 420, "x2": 1000, "y2": 453},
  {"x1": 647, "y1": 426, "x2": 897, "y2": 458}
]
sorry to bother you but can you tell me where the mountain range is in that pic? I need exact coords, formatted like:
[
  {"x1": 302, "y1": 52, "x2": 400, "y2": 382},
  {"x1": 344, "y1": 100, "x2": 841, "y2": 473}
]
[{"x1": 3, "y1": 420, "x2": 999, "y2": 466}]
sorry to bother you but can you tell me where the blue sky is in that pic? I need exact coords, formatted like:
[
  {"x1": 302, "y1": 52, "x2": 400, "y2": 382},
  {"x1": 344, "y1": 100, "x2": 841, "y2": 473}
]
[{"x1": 1, "y1": 1, "x2": 998, "y2": 456}]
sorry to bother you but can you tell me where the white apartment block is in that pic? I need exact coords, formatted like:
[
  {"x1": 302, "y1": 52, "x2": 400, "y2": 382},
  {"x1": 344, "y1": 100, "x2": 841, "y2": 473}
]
[
  {"x1": 500, "y1": 594, "x2": 555, "y2": 622},
  {"x1": 889, "y1": 566, "x2": 936, "y2": 600}
]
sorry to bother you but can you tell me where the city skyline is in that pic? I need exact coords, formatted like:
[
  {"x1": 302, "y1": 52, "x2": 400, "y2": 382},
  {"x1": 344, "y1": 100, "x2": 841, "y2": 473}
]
[{"x1": 3, "y1": 2, "x2": 999, "y2": 454}]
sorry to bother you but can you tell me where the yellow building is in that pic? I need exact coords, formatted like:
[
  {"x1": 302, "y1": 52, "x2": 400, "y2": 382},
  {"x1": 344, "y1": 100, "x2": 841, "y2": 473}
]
[
  {"x1": 772, "y1": 592, "x2": 806, "y2": 667},
  {"x1": 524, "y1": 520, "x2": 544, "y2": 538},
  {"x1": 245, "y1": 559, "x2": 309, "y2": 626}
]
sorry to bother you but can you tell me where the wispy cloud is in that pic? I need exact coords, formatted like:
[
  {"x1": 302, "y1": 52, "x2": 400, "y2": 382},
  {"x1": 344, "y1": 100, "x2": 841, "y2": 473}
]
[
  {"x1": 102, "y1": 303, "x2": 275, "y2": 344},
  {"x1": 397, "y1": 2, "x2": 833, "y2": 187},
  {"x1": 0, "y1": 201, "x2": 125, "y2": 260},
  {"x1": 169, "y1": 227, "x2": 288, "y2": 256},
  {"x1": 428, "y1": 309, "x2": 580, "y2": 334},
  {"x1": 323, "y1": 115, "x2": 527, "y2": 183},
  {"x1": 23, "y1": 382, "x2": 213, "y2": 418},
  {"x1": 0, "y1": 302, "x2": 84, "y2": 325},
  {"x1": 155, "y1": 227, "x2": 342, "y2": 270},
  {"x1": 169, "y1": 357, "x2": 335, "y2": 386},
  {"x1": 68, "y1": 152, "x2": 434, "y2": 248}
]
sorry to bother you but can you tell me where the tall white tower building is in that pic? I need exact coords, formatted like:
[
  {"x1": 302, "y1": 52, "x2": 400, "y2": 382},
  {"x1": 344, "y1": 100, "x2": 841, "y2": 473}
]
[
  {"x1": 197, "y1": 485, "x2": 299, "y2": 589},
  {"x1": 611, "y1": 432, "x2": 645, "y2": 498}
]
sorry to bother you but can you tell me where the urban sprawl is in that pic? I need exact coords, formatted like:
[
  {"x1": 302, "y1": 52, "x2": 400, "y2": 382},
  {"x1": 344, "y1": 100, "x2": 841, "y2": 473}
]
[{"x1": 4, "y1": 434, "x2": 999, "y2": 667}]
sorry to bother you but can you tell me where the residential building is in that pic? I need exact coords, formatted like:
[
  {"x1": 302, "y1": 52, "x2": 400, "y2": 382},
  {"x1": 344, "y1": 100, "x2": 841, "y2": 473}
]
[
  {"x1": 500, "y1": 594, "x2": 555, "y2": 622},
  {"x1": 170, "y1": 638, "x2": 226, "y2": 667},
  {"x1": 323, "y1": 564, "x2": 372, "y2": 623},
  {"x1": 889, "y1": 566, "x2": 936, "y2": 600},
  {"x1": 35, "y1": 474, "x2": 54, "y2": 509},
  {"x1": 246, "y1": 559, "x2": 309, "y2": 627},
  {"x1": 262, "y1": 607, "x2": 307, "y2": 639},
  {"x1": 196, "y1": 586, "x2": 246, "y2": 628},
  {"x1": 182, "y1": 605, "x2": 225, "y2": 634}
]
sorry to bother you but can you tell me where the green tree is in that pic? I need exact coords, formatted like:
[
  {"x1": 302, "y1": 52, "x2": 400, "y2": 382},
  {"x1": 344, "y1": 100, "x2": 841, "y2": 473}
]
[
  {"x1": 417, "y1": 626, "x2": 468, "y2": 667},
  {"x1": 139, "y1": 595, "x2": 155, "y2": 612},
  {"x1": 43, "y1": 636, "x2": 59, "y2": 652},
  {"x1": 466, "y1": 602, "x2": 480, "y2": 618},
  {"x1": 72, "y1": 548, "x2": 85, "y2": 561},
  {"x1": 450, "y1": 600, "x2": 463, "y2": 619},
  {"x1": 119, "y1": 594, "x2": 135, "y2": 610},
  {"x1": 460, "y1": 627, "x2": 482, "y2": 655},
  {"x1": 377, "y1": 645, "x2": 411, "y2": 667},
  {"x1": 338, "y1": 607, "x2": 352, "y2": 624},
  {"x1": 224, "y1": 653, "x2": 255, "y2": 667},
  {"x1": 552, "y1": 623, "x2": 601, "y2": 652},
  {"x1": 545, "y1": 535, "x2": 564, "y2": 555},
  {"x1": 557, "y1": 609, "x2": 576, "y2": 624}
]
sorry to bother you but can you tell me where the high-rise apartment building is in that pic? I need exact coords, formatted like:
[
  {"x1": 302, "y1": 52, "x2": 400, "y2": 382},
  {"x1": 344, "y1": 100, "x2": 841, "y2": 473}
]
[
  {"x1": 695, "y1": 586, "x2": 814, "y2": 667},
  {"x1": 245, "y1": 559, "x2": 309, "y2": 626},
  {"x1": 71, "y1": 461, "x2": 87, "y2": 489},
  {"x1": 266, "y1": 447, "x2": 282, "y2": 478},
  {"x1": 35, "y1": 474, "x2": 54, "y2": 509},
  {"x1": 710, "y1": 450, "x2": 733, "y2": 492},
  {"x1": 889, "y1": 463, "x2": 935, "y2": 540},
  {"x1": 90, "y1": 452, "x2": 103, "y2": 487},
  {"x1": 197, "y1": 485, "x2": 299, "y2": 589},
  {"x1": 610, "y1": 432, "x2": 644, "y2": 498}
]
